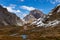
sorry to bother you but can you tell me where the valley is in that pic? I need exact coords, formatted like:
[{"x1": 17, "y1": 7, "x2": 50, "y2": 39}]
[{"x1": 0, "y1": 4, "x2": 60, "y2": 40}]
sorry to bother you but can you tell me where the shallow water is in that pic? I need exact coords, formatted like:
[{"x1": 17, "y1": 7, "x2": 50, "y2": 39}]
[{"x1": 21, "y1": 35, "x2": 27, "y2": 39}]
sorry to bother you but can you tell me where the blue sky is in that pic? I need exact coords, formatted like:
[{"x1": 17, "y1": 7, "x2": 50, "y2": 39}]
[{"x1": 0, "y1": 0, "x2": 60, "y2": 19}]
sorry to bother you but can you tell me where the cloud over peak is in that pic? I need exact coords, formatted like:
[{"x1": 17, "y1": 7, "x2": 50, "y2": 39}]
[
  {"x1": 3, "y1": 4, "x2": 21, "y2": 13},
  {"x1": 20, "y1": 6, "x2": 36, "y2": 11}
]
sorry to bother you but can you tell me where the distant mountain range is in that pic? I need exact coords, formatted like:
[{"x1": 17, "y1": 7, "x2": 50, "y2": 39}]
[
  {"x1": 31, "y1": 4, "x2": 60, "y2": 27},
  {"x1": 0, "y1": 4, "x2": 60, "y2": 27}
]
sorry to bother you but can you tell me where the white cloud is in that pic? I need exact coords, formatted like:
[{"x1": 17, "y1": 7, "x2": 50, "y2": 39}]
[
  {"x1": 2, "y1": 4, "x2": 23, "y2": 18},
  {"x1": 47, "y1": 0, "x2": 60, "y2": 4},
  {"x1": 23, "y1": 13, "x2": 27, "y2": 17},
  {"x1": 3, "y1": 5, "x2": 28, "y2": 19},
  {"x1": 51, "y1": 1, "x2": 56, "y2": 4},
  {"x1": 7, "y1": 7, "x2": 19, "y2": 13},
  {"x1": 20, "y1": 6, "x2": 36, "y2": 11},
  {"x1": 3, "y1": 5, "x2": 21, "y2": 13},
  {"x1": 2, "y1": 4, "x2": 30, "y2": 19},
  {"x1": 56, "y1": 0, "x2": 60, "y2": 2},
  {"x1": 20, "y1": 0, "x2": 24, "y2": 2},
  {"x1": 51, "y1": 0, "x2": 60, "y2": 4}
]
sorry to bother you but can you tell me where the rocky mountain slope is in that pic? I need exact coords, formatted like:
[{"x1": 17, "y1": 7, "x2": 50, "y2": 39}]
[
  {"x1": 32, "y1": 4, "x2": 60, "y2": 27},
  {"x1": 0, "y1": 4, "x2": 60, "y2": 40},
  {"x1": 24, "y1": 9, "x2": 45, "y2": 23},
  {"x1": 0, "y1": 5, "x2": 23, "y2": 26}
]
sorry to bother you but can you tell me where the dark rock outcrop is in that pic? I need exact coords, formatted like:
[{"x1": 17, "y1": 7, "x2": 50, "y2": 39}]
[
  {"x1": 24, "y1": 9, "x2": 45, "y2": 23},
  {"x1": 0, "y1": 5, "x2": 23, "y2": 26}
]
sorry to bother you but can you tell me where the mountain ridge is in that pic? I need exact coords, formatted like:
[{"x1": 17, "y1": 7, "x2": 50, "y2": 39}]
[
  {"x1": 31, "y1": 4, "x2": 60, "y2": 27},
  {"x1": 24, "y1": 9, "x2": 45, "y2": 23},
  {"x1": 0, "y1": 5, "x2": 24, "y2": 26}
]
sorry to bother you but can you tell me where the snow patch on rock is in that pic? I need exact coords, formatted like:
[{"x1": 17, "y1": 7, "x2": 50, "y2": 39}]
[
  {"x1": 57, "y1": 8, "x2": 60, "y2": 12},
  {"x1": 48, "y1": 13, "x2": 52, "y2": 15},
  {"x1": 32, "y1": 18, "x2": 60, "y2": 27}
]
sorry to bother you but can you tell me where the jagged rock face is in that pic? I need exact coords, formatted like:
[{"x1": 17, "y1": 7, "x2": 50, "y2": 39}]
[
  {"x1": 46, "y1": 4, "x2": 60, "y2": 21},
  {"x1": 24, "y1": 14, "x2": 36, "y2": 23},
  {"x1": 0, "y1": 5, "x2": 23, "y2": 26},
  {"x1": 32, "y1": 4, "x2": 60, "y2": 27},
  {"x1": 24, "y1": 9, "x2": 45, "y2": 23},
  {"x1": 30, "y1": 10, "x2": 44, "y2": 19}
]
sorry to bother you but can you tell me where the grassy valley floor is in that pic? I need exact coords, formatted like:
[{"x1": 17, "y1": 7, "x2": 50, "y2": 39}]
[{"x1": 0, "y1": 25, "x2": 60, "y2": 40}]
